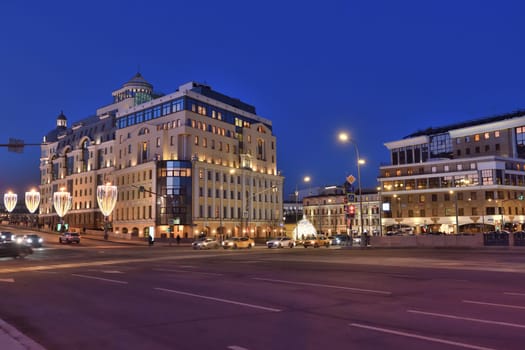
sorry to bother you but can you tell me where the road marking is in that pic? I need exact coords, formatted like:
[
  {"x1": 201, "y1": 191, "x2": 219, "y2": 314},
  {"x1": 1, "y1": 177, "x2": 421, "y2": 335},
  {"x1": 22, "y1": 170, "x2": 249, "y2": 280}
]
[
  {"x1": 101, "y1": 270, "x2": 124, "y2": 274},
  {"x1": 463, "y1": 300, "x2": 525, "y2": 310},
  {"x1": 408, "y1": 309, "x2": 525, "y2": 329},
  {"x1": 228, "y1": 346, "x2": 249, "y2": 350},
  {"x1": 0, "y1": 278, "x2": 14, "y2": 283},
  {"x1": 350, "y1": 323, "x2": 495, "y2": 350},
  {"x1": 154, "y1": 287, "x2": 281, "y2": 312},
  {"x1": 72, "y1": 274, "x2": 128, "y2": 284},
  {"x1": 152, "y1": 268, "x2": 223, "y2": 276},
  {"x1": 504, "y1": 292, "x2": 525, "y2": 297},
  {"x1": 252, "y1": 277, "x2": 391, "y2": 295}
]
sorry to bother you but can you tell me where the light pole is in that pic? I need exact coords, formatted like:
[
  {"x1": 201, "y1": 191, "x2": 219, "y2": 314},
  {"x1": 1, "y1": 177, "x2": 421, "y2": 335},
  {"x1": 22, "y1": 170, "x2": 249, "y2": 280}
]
[
  {"x1": 97, "y1": 183, "x2": 118, "y2": 240},
  {"x1": 450, "y1": 190, "x2": 459, "y2": 234},
  {"x1": 53, "y1": 188, "x2": 72, "y2": 232},
  {"x1": 25, "y1": 189, "x2": 40, "y2": 228},
  {"x1": 376, "y1": 186, "x2": 383, "y2": 236},
  {"x1": 338, "y1": 132, "x2": 364, "y2": 243}
]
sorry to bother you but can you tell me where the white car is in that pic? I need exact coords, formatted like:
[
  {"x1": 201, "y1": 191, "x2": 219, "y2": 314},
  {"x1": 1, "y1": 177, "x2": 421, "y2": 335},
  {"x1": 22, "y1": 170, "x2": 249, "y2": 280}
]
[
  {"x1": 192, "y1": 238, "x2": 220, "y2": 249},
  {"x1": 266, "y1": 236, "x2": 295, "y2": 248}
]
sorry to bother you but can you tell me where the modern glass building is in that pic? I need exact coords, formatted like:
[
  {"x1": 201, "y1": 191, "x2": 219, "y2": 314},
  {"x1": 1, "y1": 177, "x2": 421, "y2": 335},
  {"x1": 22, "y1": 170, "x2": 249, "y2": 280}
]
[{"x1": 379, "y1": 110, "x2": 525, "y2": 234}]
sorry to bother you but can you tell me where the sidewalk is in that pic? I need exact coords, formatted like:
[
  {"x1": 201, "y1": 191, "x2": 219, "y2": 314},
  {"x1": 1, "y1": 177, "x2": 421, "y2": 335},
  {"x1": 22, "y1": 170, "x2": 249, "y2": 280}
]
[{"x1": 0, "y1": 318, "x2": 45, "y2": 350}]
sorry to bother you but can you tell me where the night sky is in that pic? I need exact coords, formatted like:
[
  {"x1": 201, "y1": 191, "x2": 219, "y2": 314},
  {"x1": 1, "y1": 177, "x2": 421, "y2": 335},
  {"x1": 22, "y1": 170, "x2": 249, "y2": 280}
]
[{"x1": 1, "y1": 0, "x2": 525, "y2": 198}]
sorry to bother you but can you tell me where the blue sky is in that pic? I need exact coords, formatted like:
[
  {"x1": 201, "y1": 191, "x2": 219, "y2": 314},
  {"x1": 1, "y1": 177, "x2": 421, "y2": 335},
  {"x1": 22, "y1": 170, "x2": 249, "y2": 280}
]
[{"x1": 1, "y1": 0, "x2": 525, "y2": 197}]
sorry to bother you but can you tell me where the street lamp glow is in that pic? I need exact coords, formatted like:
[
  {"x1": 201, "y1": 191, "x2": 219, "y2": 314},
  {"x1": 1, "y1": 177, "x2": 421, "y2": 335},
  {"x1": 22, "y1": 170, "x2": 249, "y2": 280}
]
[
  {"x1": 97, "y1": 183, "x2": 118, "y2": 240},
  {"x1": 25, "y1": 189, "x2": 40, "y2": 214},
  {"x1": 53, "y1": 189, "x2": 72, "y2": 218},
  {"x1": 337, "y1": 131, "x2": 364, "y2": 242},
  {"x1": 97, "y1": 183, "x2": 118, "y2": 217},
  {"x1": 4, "y1": 192, "x2": 17, "y2": 213}
]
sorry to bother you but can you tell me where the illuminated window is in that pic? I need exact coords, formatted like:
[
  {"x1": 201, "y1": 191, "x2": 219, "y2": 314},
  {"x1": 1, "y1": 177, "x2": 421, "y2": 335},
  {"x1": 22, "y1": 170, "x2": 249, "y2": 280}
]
[
  {"x1": 194, "y1": 136, "x2": 199, "y2": 145},
  {"x1": 474, "y1": 134, "x2": 480, "y2": 141},
  {"x1": 495, "y1": 131, "x2": 500, "y2": 138},
  {"x1": 484, "y1": 132, "x2": 490, "y2": 139}
]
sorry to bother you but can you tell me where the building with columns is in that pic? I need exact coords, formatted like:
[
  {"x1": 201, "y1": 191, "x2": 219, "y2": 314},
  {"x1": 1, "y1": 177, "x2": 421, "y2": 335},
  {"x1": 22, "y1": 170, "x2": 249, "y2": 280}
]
[{"x1": 39, "y1": 73, "x2": 284, "y2": 239}]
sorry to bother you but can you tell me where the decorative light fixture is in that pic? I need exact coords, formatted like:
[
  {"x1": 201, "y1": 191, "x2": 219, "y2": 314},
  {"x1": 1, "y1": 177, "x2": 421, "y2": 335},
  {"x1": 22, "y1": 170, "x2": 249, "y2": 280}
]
[
  {"x1": 53, "y1": 189, "x2": 72, "y2": 232},
  {"x1": 4, "y1": 191, "x2": 17, "y2": 213},
  {"x1": 25, "y1": 189, "x2": 40, "y2": 214},
  {"x1": 96, "y1": 183, "x2": 118, "y2": 240}
]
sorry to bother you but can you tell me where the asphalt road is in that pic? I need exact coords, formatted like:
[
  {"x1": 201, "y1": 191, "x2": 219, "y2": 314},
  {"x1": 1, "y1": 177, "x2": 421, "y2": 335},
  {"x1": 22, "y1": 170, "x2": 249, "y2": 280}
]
[{"x1": 1, "y1": 229, "x2": 525, "y2": 350}]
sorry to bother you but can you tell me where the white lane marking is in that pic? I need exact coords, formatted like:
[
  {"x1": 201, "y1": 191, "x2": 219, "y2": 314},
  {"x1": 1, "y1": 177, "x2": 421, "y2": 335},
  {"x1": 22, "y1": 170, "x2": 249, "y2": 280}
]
[
  {"x1": 72, "y1": 274, "x2": 128, "y2": 284},
  {"x1": 253, "y1": 277, "x2": 391, "y2": 295},
  {"x1": 463, "y1": 300, "x2": 525, "y2": 310},
  {"x1": 408, "y1": 309, "x2": 525, "y2": 329},
  {"x1": 101, "y1": 270, "x2": 124, "y2": 274},
  {"x1": 350, "y1": 323, "x2": 495, "y2": 350},
  {"x1": 0, "y1": 278, "x2": 14, "y2": 283},
  {"x1": 228, "y1": 346, "x2": 249, "y2": 350},
  {"x1": 154, "y1": 287, "x2": 281, "y2": 312},
  {"x1": 504, "y1": 292, "x2": 525, "y2": 297},
  {"x1": 152, "y1": 268, "x2": 223, "y2": 276}
]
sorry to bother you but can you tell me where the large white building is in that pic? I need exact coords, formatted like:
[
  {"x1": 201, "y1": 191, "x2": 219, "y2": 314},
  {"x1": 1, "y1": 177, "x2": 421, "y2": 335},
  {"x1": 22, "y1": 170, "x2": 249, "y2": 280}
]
[
  {"x1": 39, "y1": 73, "x2": 284, "y2": 240},
  {"x1": 379, "y1": 111, "x2": 525, "y2": 234}
]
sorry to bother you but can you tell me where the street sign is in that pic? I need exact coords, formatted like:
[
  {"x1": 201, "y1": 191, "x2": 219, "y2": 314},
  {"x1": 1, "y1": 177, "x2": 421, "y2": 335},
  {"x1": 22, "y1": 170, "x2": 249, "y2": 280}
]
[
  {"x1": 347, "y1": 193, "x2": 355, "y2": 202},
  {"x1": 346, "y1": 175, "x2": 356, "y2": 184}
]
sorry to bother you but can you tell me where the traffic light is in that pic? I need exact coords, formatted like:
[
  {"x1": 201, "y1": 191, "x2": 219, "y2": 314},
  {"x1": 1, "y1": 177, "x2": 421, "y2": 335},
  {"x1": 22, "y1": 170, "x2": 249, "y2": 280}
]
[{"x1": 348, "y1": 204, "x2": 356, "y2": 218}]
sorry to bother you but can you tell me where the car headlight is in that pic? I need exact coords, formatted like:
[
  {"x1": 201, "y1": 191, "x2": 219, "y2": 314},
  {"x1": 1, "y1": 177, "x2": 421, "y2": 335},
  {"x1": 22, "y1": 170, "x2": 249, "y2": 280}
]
[
  {"x1": 26, "y1": 238, "x2": 33, "y2": 243},
  {"x1": 39, "y1": 238, "x2": 43, "y2": 243}
]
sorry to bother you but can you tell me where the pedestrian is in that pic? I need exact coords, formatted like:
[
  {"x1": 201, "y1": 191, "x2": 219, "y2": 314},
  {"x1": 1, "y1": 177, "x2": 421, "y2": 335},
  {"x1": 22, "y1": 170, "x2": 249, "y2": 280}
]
[{"x1": 176, "y1": 234, "x2": 181, "y2": 245}]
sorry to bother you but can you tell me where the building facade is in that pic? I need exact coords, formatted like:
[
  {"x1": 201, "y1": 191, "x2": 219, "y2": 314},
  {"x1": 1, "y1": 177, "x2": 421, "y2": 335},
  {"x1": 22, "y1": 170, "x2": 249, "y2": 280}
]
[
  {"x1": 40, "y1": 74, "x2": 284, "y2": 239},
  {"x1": 301, "y1": 186, "x2": 381, "y2": 236},
  {"x1": 379, "y1": 111, "x2": 525, "y2": 234}
]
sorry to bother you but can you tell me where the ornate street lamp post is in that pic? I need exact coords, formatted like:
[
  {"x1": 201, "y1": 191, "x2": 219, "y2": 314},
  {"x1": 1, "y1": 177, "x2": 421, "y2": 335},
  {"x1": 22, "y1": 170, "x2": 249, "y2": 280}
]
[
  {"x1": 53, "y1": 189, "x2": 72, "y2": 232},
  {"x1": 25, "y1": 189, "x2": 40, "y2": 228},
  {"x1": 25, "y1": 189, "x2": 40, "y2": 214},
  {"x1": 96, "y1": 183, "x2": 118, "y2": 240},
  {"x1": 338, "y1": 132, "x2": 365, "y2": 245},
  {"x1": 4, "y1": 191, "x2": 17, "y2": 223}
]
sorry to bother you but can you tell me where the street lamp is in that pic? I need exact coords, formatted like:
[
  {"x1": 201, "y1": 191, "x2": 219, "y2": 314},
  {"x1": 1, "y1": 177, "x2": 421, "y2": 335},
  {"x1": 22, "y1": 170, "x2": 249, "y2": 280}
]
[
  {"x1": 4, "y1": 191, "x2": 17, "y2": 214},
  {"x1": 450, "y1": 190, "x2": 459, "y2": 234},
  {"x1": 25, "y1": 189, "x2": 40, "y2": 214},
  {"x1": 376, "y1": 186, "x2": 383, "y2": 236},
  {"x1": 53, "y1": 188, "x2": 72, "y2": 232},
  {"x1": 338, "y1": 132, "x2": 364, "y2": 243},
  {"x1": 97, "y1": 183, "x2": 118, "y2": 240}
]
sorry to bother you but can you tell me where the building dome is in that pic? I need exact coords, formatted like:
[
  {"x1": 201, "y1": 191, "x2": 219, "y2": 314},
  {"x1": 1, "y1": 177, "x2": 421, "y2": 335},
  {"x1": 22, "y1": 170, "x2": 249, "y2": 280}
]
[
  {"x1": 56, "y1": 111, "x2": 67, "y2": 129},
  {"x1": 123, "y1": 72, "x2": 153, "y2": 90}
]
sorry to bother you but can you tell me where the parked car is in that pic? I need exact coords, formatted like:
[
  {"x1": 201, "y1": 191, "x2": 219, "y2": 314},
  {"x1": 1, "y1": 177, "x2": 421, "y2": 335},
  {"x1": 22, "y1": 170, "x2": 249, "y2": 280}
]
[
  {"x1": 22, "y1": 234, "x2": 44, "y2": 248},
  {"x1": 303, "y1": 235, "x2": 330, "y2": 248},
  {"x1": 222, "y1": 236, "x2": 255, "y2": 249},
  {"x1": 192, "y1": 238, "x2": 220, "y2": 249},
  {"x1": 0, "y1": 231, "x2": 15, "y2": 243},
  {"x1": 0, "y1": 242, "x2": 33, "y2": 258},
  {"x1": 59, "y1": 232, "x2": 80, "y2": 244},
  {"x1": 266, "y1": 236, "x2": 295, "y2": 248}
]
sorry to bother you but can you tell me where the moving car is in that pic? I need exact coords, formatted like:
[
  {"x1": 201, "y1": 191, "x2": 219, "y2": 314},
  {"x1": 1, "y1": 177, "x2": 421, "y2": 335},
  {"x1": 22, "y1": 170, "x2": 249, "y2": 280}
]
[
  {"x1": 303, "y1": 235, "x2": 330, "y2": 248},
  {"x1": 192, "y1": 238, "x2": 220, "y2": 249},
  {"x1": 222, "y1": 236, "x2": 255, "y2": 249},
  {"x1": 59, "y1": 232, "x2": 81, "y2": 244},
  {"x1": 22, "y1": 234, "x2": 44, "y2": 248},
  {"x1": 330, "y1": 234, "x2": 351, "y2": 246},
  {"x1": 0, "y1": 242, "x2": 33, "y2": 258},
  {"x1": 266, "y1": 236, "x2": 295, "y2": 248},
  {"x1": 0, "y1": 231, "x2": 15, "y2": 242}
]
